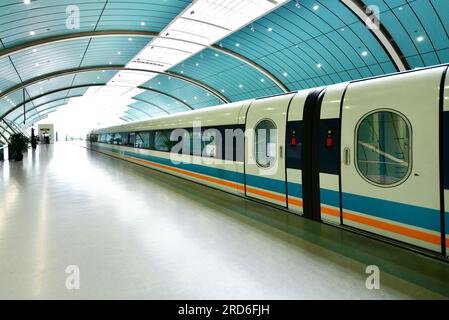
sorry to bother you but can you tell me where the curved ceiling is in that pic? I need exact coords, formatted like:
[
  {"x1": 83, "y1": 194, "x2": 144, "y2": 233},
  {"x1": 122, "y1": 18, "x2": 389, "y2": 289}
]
[{"x1": 0, "y1": 0, "x2": 447, "y2": 138}]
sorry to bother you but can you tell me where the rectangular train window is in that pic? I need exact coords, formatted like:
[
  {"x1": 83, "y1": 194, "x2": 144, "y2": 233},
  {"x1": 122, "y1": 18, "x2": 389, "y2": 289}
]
[
  {"x1": 286, "y1": 121, "x2": 303, "y2": 170},
  {"x1": 136, "y1": 132, "x2": 151, "y2": 149},
  {"x1": 128, "y1": 133, "x2": 136, "y2": 147},
  {"x1": 154, "y1": 130, "x2": 171, "y2": 152},
  {"x1": 319, "y1": 119, "x2": 341, "y2": 175}
]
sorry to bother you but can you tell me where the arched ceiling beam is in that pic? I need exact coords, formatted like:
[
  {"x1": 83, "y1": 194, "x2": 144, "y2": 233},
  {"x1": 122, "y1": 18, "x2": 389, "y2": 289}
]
[
  {"x1": 131, "y1": 98, "x2": 170, "y2": 115},
  {"x1": 126, "y1": 106, "x2": 154, "y2": 119},
  {"x1": 25, "y1": 115, "x2": 48, "y2": 128},
  {"x1": 2, "y1": 120, "x2": 19, "y2": 134},
  {"x1": 0, "y1": 128, "x2": 8, "y2": 144},
  {"x1": 340, "y1": 0, "x2": 410, "y2": 71},
  {"x1": 127, "y1": 104, "x2": 154, "y2": 118},
  {"x1": 137, "y1": 86, "x2": 194, "y2": 110},
  {"x1": 123, "y1": 113, "x2": 140, "y2": 122},
  {"x1": 0, "y1": 30, "x2": 288, "y2": 93},
  {"x1": 210, "y1": 45, "x2": 289, "y2": 92},
  {"x1": 0, "y1": 84, "x2": 105, "y2": 120},
  {"x1": 0, "y1": 66, "x2": 230, "y2": 106},
  {"x1": 120, "y1": 117, "x2": 132, "y2": 123},
  {"x1": 11, "y1": 95, "x2": 83, "y2": 123},
  {"x1": 0, "y1": 122, "x2": 14, "y2": 136},
  {"x1": 24, "y1": 107, "x2": 58, "y2": 125},
  {"x1": 125, "y1": 109, "x2": 148, "y2": 121},
  {"x1": 14, "y1": 102, "x2": 67, "y2": 124}
]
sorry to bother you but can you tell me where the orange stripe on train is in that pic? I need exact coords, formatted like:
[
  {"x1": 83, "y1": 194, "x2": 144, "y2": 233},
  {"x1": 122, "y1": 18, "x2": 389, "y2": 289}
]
[
  {"x1": 343, "y1": 211, "x2": 441, "y2": 245},
  {"x1": 320, "y1": 205, "x2": 439, "y2": 245}
]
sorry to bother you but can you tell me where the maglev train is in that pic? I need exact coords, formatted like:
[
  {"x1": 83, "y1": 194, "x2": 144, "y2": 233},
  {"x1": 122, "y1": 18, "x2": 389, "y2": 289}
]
[{"x1": 88, "y1": 65, "x2": 449, "y2": 258}]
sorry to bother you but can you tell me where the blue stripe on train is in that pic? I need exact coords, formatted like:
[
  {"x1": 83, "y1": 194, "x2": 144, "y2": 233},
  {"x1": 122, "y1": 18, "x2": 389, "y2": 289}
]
[
  {"x1": 342, "y1": 192, "x2": 441, "y2": 232},
  {"x1": 287, "y1": 182, "x2": 302, "y2": 198},
  {"x1": 323, "y1": 188, "x2": 441, "y2": 233},
  {"x1": 320, "y1": 188, "x2": 340, "y2": 209},
  {"x1": 444, "y1": 212, "x2": 449, "y2": 234},
  {"x1": 321, "y1": 187, "x2": 440, "y2": 232},
  {"x1": 246, "y1": 174, "x2": 286, "y2": 194},
  {"x1": 96, "y1": 144, "x2": 442, "y2": 233}
]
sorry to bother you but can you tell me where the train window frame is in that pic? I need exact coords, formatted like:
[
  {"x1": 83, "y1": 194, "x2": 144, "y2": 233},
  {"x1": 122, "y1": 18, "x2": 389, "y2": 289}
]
[
  {"x1": 354, "y1": 108, "x2": 413, "y2": 188},
  {"x1": 254, "y1": 118, "x2": 278, "y2": 169}
]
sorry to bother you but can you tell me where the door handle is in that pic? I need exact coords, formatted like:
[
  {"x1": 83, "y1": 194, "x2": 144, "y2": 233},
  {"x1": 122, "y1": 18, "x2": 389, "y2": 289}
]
[
  {"x1": 344, "y1": 147, "x2": 351, "y2": 166},
  {"x1": 279, "y1": 145, "x2": 283, "y2": 159}
]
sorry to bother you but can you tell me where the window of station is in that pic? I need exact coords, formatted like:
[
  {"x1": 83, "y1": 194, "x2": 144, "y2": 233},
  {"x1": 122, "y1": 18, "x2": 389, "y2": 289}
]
[
  {"x1": 356, "y1": 110, "x2": 411, "y2": 186},
  {"x1": 255, "y1": 119, "x2": 277, "y2": 168}
]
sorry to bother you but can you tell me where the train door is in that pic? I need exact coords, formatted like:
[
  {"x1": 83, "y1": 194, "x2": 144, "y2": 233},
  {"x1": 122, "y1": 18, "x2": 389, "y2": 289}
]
[
  {"x1": 285, "y1": 89, "x2": 312, "y2": 214},
  {"x1": 340, "y1": 67, "x2": 446, "y2": 253},
  {"x1": 443, "y1": 69, "x2": 449, "y2": 257},
  {"x1": 245, "y1": 93, "x2": 295, "y2": 207}
]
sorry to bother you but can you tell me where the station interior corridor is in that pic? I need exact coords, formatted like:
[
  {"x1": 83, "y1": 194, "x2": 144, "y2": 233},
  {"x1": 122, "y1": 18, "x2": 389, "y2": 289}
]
[{"x1": 1, "y1": 143, "x2": 449, "y2": 300}]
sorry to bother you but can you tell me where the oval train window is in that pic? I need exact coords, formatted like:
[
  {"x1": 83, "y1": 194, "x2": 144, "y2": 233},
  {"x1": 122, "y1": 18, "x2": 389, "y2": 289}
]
[
  {"x1": 255, "y1": 119, "x2": 277, "y2": 168},
  {"x1": 356, "y1": 110, "x2": 412, "y2": 186}
]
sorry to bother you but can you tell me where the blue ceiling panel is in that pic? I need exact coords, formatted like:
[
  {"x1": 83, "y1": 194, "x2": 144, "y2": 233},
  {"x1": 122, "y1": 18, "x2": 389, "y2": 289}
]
[
  {"x1": 219, "y1": 0, "x2": 397, "y2": 92},
  {"x1": 0, "y1": 57, "x2": 21, "y2": 92},
  {"x1": 0, "y1": 89, "x2": 24, "y2": 117},
  {"x1": 361, "y1": 0, "x2": 449, "y2": 68},
  {"x1": 169, "y1": 48, "x2": 282, "y2": 102},
  {"x1": 26, "y1": 74, "x2": 74, "y2": 96},
  {"x1": 0, "y1": 0, "x2": 103, "y2": 48},
  {"x1": 133, "y1": 91, "x2": 189, "y2": 114},
  {"x1": 80, "y1": 36, "x2": 149, "y2": 67},
  {"x1": 72, "y1": 70, "x2": 118, "y2": 86},
  {"x1": 141, "y1": 74, "x2": 224, "y2": 109},
  {"x1": 0, "y1": 0, "x2": 190, "y2": 48},
  {"x1": 97, "y1": 0, "x2": 190, "y2": 32},
  {"x1": 10, "y1": 39, "x2": 90, "y2": 81}
]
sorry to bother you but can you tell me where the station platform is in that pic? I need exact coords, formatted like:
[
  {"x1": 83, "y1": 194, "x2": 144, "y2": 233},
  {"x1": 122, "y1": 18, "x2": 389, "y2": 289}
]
[{"x1": 0, "y1": 142, "x2": 448, "y2": 299}]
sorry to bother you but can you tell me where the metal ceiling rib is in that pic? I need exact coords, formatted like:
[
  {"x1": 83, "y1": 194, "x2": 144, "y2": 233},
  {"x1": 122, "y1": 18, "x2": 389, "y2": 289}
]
[
  {"x1": 2, "y1": 84, "x2": 105, "y2": 121},
  {"x1": 139, "y1": 75, "x2": 223, "y2": 109},
  {"x1": 12, "y1": 97, "x2": 82, "y2": 124},
  {"x1": 0, "y1": 66, "x2": 231, "y2": 113},
  {"x1": 137, "y1": 84, "x2": 196, "y2": 110}
]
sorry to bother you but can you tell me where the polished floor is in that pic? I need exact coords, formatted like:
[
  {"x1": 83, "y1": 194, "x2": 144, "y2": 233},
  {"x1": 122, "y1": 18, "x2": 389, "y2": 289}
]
[{"x1": 0, "y1": 142, "x2": 448, "y2": 299}]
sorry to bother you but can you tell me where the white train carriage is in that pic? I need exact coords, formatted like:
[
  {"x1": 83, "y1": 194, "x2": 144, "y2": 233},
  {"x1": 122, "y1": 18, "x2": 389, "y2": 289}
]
[{"x1": 88, "y1": 65, "x2": 449, "y2": 258}]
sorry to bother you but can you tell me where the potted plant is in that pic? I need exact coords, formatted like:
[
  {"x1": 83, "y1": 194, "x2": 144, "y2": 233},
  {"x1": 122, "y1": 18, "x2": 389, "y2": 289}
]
[{"x1": 9, "y1": 133, "x2": 30, "y2": 161}]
